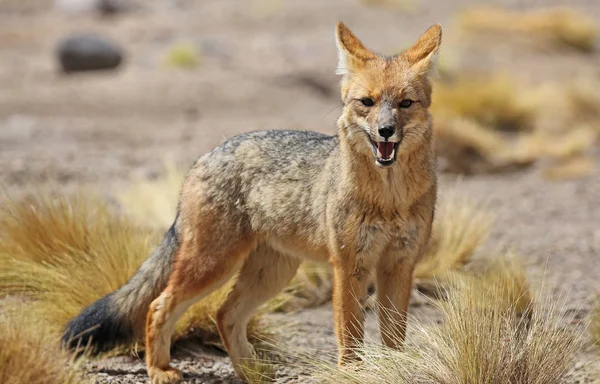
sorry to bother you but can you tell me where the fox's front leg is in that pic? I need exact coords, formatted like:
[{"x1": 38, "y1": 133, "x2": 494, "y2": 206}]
[
  {"x1": 377, "y1": 189, "x2": 435, "y2": 349},
  {"x1": 376, "y1": 255, "x2": 416, "y2": 349},
  {"x1": 332, "y1": 260, "x2": 371, "y2": 364}
]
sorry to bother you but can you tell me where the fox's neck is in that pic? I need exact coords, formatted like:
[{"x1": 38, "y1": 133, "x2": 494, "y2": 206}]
[{"x1": 337, "y1": 126, "x2": 435, "y2": 212}]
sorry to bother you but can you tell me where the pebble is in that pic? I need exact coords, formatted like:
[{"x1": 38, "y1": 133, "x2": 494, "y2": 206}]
[{"x1": 56, "y1": 33, "x2": 124, "y2": 73}]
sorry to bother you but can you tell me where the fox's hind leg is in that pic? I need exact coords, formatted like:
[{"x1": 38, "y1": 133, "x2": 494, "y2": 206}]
[
  {"x1": 217, "y1": 244, "x2": 300, "y2": 380},
  {"x1": 145, "y1": 230, "x2": 255, "y2": 384}
]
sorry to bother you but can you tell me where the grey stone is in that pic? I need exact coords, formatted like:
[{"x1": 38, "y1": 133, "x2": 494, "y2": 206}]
[{"x1": 56, "y1": 33, "x2": 124, "y2": 73}]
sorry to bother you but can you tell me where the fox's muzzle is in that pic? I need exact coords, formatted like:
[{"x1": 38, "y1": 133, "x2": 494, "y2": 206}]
[{"x1": 377, "y1": 102, "x2": 402, "y2": 141}]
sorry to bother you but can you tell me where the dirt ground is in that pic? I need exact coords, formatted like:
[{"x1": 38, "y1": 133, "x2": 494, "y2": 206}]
[{"x1": 1, "y1": 0, "x2": 600, "y2": 383}]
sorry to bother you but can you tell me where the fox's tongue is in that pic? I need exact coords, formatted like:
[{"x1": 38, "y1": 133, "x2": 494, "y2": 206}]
[{"x1": 377, "y1": 142, "x2": 394, "y2": 159}]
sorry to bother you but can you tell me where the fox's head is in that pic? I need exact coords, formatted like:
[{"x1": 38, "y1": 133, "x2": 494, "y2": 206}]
[{"x1": 335, "y1": 22, "x2": 442, "y2": 168}]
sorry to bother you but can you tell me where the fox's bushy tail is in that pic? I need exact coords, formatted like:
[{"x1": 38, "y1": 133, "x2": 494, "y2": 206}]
[{"x1": 62, "y1": 219, "x2": 180, "y2": 354}]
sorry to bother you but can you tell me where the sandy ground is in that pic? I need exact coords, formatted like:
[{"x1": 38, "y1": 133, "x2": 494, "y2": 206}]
[{"x1": 1, "y1": 0, "x2": 600, "y2": 383}]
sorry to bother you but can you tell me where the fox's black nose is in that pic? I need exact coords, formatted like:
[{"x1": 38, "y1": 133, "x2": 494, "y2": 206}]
[{"x1": 378, "y1": 125, "x2": 395, "y2": 139}]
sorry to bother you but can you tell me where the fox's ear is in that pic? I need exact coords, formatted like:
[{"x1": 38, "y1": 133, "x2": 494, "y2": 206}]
[
  {"x1": 335, "y1": 21, "x2": 376, "y2": 75},
  {"x1": 403, "y1": 24, "x2": 442, "y2": 76}
]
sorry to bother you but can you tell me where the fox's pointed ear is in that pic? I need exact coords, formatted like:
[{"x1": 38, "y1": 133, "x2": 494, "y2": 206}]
[
  {"x1": 403, "y1": 24, "x2": 442, "y2": 76},
  {"x1": 335, "y1": 21, "x2": 376, "y2": 75}
]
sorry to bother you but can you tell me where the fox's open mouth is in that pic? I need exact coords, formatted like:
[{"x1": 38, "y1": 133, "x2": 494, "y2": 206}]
[{"x1": 370, "y1": 139, "x2": 400, "y2": 167}]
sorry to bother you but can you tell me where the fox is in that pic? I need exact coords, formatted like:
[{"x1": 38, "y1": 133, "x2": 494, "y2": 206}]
[{"x1": 63, "y1": 21, "x2": 442, "y2": 384}]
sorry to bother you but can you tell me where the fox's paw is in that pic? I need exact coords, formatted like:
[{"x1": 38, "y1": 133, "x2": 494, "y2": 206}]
[{"x1": 148, "y1": 366, "x2": 183, "y2": 384}]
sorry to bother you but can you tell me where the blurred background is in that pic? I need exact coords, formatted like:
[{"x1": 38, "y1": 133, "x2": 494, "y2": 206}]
[
  {"x1": 1, "y1": 0, "x2": 599, "y2": 196},
  {"x1": 1, "y1": 1, "x2": 600, "y2": 383}
]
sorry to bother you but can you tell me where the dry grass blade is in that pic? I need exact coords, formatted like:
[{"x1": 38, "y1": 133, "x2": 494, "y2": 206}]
[
  {"x1": 0, "y1": 191, "x2": 263, "y2": 353},
  {"x1": 238, "y1": 357, "x2": 276, "y2": 384},
  {"x1": 0, "y1": 301, "x2": 86, "y2": 384}
]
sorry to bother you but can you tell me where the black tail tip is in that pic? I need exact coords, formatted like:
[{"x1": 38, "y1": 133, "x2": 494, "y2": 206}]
[{"x1": 62, "y1": 294, "x2": 132, "y2": 355}]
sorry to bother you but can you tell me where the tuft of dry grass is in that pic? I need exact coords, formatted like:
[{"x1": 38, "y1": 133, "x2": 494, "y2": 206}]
[
  {"x1": 432, "y1": 75, "x2": 536, "y2": 133},
  {"x1": 163, "y1": 42, "x2": 201, "y2": 69},
  {"x1": 542, "y1": 156, "x2": 595, "y2": 181},
  {"x1": 0, "y1": 192, "x2": 154, "y2": 325},
  {"x1": 0, "y1": 191, "x2": 263, "y2": 354},
  {"x1": 513, "y1": 128, "x2": 597, "y2": 163},
  {"x1": 432, "y1": 73, "x2": 600, "y2": 175},
  {"x1": 565, "y1": 80, "x2": 600, "y2": 123},
  {"x1": 459, "y1": 7, "x2": 597, "y2": 52},
  {"x1": 0, "y1": 301, "x2": 86, "y2": 384},
  {"x1": 434, "y1": 119, "x2": 537, "y2": 175},
  {"x1": 313, "y1": 256, "x2": 581, "y2": 384},
  {"x1": 448, "y1": 255, "x2": 533, "y2": 317}
]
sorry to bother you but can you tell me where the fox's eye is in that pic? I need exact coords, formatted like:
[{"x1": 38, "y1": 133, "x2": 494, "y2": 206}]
[
  {"x1": 360, "y1": 98, "x2": 374, "y2": 107},
  {"x1": 399, "y1": 99, "x2": 413, "y2": 108}
]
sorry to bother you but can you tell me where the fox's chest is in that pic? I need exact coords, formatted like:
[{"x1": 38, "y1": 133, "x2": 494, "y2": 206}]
[{"x1": 354, "y1": 216, "x2": 416, "y2": 256}]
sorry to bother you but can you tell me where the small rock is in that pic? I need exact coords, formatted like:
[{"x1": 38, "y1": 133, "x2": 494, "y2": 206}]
[
  {"x1": 97, "y1": 0, "x2": 133, "y2": 15},
  {"x1": 56, "y1": 33, "x2": 124, "y2": 73}
]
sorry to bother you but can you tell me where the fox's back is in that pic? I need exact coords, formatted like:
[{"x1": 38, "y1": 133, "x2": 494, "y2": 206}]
[{"x1": 183, "y1": 130, "x2": 339, "y2": 245}]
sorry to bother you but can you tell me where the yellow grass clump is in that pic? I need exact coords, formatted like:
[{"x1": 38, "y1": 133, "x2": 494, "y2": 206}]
[
  {"x1": 432, "y1": 75, "x2": 536, "y2": 133},
  {"x1": 313, "y1": 257, "x2": 581, "y2": 384},
  {"x1": 434, "y1": 119, "x2": 535, "y2": 175},
  {"x1": 432, "y1": 73, "x2": 600, "y2": 175},
  {"x1": 459, "y1": 7, "x2": 597, "y2": 53},
  {"x1": 542, "y1": 156, "x2": 595, "y2": 181},
  {"x1": 0, "y1": 191, "x2": 263, "y2": 354},
  {"x1": 163, "y1": 42, "x2": 201, "y2": 69},
  {"x1": 565, "y1": 80, "x2": 600, "y2": 123},
  {"x1": 0, "y1": 302, "x2": 86, "y2": 384}
]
